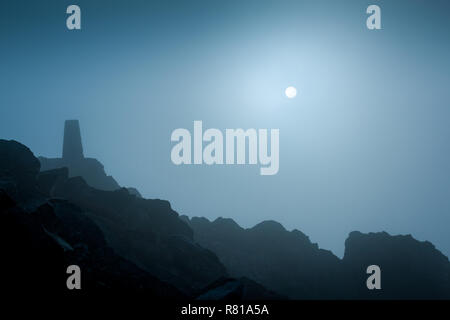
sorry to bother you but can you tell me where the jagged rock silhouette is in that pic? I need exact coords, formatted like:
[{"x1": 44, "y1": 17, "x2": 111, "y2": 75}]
[
  {"x1": 1, "y1": 139, "x2": 249, "y2": 297},
  {"x1": 183, "y1": 216, "x2": 450, "y2": 299},
  {"x1": 1, "y1": 137, "x2": 449, "y2": 299},
  {"x1": 50, "y1": 175, "x2": 228, "y2": 294},
  {"x1": 342, "y1": 231, "x2": 450, "y2": 299},
  {"x1": 39, "y1": 120, "x2": 120, "y2": 191},
  {"x1": 0, "y1": 140, "x2": 185, "y2": 296},
  {"x1": 182, "y1": 216, "x2": 344, "y2": 299}
]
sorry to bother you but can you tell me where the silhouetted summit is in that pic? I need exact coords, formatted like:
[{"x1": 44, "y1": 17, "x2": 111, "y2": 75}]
[
  {"x1": 0, "y1": 139, "x2": 184, "y2": 296},
  {"x1": 1, "y1": 139, "x2": 284, "y2": 299},
  {"x1": 1, "y1": 138, "x2": 449, "y2": 299},
  {"x1": 184, "y1": 216, "x2": 450, "y2": 299},
  {"x1": 342, "y1": 231, "x2": 450, "y2": 299},
  {"x1": 39, "y1": 120, "x2": 120, "y2": 191},
  {"x1": 1, "y1": 139, "x2": 236, "y2": 296},
  {"x1": 0, "y1": 139, "x2": 41, "y2": 203},
  {"x1": 182, "y1": 215, "x2": 342, "y2": 299},
  {"x1": 250, "y1": 220, "x2": 288, "y2": 234}
]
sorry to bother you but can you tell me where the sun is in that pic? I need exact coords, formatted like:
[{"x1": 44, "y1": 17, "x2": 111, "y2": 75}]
[{"x1": 285, "y1": 86, "x2": 297, "y2": 99}]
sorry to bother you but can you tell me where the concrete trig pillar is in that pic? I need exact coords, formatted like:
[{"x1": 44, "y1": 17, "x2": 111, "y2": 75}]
[{"x1": 62, "y1": 120, "x2": 84, "y2": 162}]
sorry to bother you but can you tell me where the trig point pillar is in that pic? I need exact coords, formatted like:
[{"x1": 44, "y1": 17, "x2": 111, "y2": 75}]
[{"x1": 62, "y1": 120, "x2": 84, "y2": 162}]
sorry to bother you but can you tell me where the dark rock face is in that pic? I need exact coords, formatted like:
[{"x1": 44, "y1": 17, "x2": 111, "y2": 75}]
[
  {"x1": 1, "y1": 139, "x2": 227, "y2": 296},
  {"x1": 50, "y1": 176, "x2": 227, "y2": 294},
  {"x1": 0, "y1": 140, "x2": 41, "y2": 202},
  {"x1": 182, "y1": 216, "x2": 343, "y2": 299},
  {"x1": 197, "y1": 277, "x2": 286, "y2": 300},
  {"x1": 0, "y1": 190, "x2": 66, "y2": 292},
  {"x1": 0, "y1": 140, "x2": 40, "y2": 184},
  {"x1": 342, "y1": 231, "x2": 450, "y2": 299},
  {"x1": 183, "y1": 216, "x2": 450, "y2": 299},
  {"x1": 197, "y1": 278, "x2": 244, "y2": 300},
  {"x1": 0, "y1": 139, "x2": 220, "y2": 296},
  {"x1": 0, "y1": 189, "x2": 184, "y2": 296},
  {"x1": 37, "y1": 167, "x2": 69, "y2": 196},
  {"x1": 2, "y1": 138, "x2": 450, "y2": 299}
]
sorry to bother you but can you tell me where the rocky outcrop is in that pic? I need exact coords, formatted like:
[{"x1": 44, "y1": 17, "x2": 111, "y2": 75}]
[
  {"x1": 0, "y1": 139, "x2": 42, "y2": 203},
  {"x1": 39, "y1": 156, "x2": 120, "y2": 191},
  {"x1": 2, "y1": 138, "x2": 449, "y2": 299},
  {"x1": 342, "y1": 231, "x2": 450, "y2": 299},
  {"x1": 127, "y1": 187, "x2": 142, "y2": 198},
  {"x1": 0, "y1": 190, "x2": 186, "y2": 296},
  {"x1": 0, "y1": 139, "x2": 185, "y2": 296},
  {"x1": 183, "y1": 216, "x2": 450, "y2": 299},
  {"x1": 182, "y1": 216, "x2": 343, "y2": 299},
  {"x1": 197, "y1": 277, "x2": 287, "y2": 300},
  {"x1": 49, "y1": 176, "x2": 227, "y2": 294},
  {"x1": 38, "y1": 120, "x2": 120, "y2": 191},
  {"x1": 37, "y1": 167, "x2": 69, "y2": 196},
  {"x1": 1, "y1": 139, "x2": 227, "y2": 296}
]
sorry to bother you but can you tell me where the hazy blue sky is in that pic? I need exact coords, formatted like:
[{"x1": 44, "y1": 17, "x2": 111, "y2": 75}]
[{"x1": 1, "y1": 0, "x2": 449, "y2": 257}]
